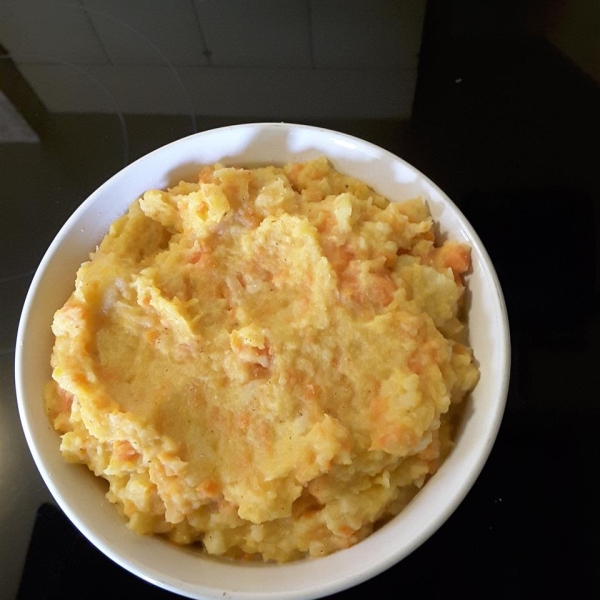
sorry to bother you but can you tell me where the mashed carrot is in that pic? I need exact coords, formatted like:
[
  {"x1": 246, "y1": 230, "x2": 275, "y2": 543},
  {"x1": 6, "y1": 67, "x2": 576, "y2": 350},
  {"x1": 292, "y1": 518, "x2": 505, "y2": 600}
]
[{"x1": 45, "y1": 158, "x2": 479, "y2": 561}]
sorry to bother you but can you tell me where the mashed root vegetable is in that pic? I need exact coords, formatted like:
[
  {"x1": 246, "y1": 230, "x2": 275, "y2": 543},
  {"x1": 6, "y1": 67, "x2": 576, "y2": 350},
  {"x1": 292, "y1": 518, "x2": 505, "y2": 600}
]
[{"x1": 45, "y1": 157, "x2": 480, "y2": 561}]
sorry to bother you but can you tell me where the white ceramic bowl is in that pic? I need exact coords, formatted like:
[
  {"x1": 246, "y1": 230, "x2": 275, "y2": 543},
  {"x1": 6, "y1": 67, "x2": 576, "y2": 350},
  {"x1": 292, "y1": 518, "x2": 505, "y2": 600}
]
[{"x1": 16, "y1": 123, "x2": 509, "y2": 600}]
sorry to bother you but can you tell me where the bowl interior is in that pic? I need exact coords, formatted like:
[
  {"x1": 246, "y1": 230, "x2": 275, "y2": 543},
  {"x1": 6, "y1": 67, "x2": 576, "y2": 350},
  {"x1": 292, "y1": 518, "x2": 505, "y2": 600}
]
[{"x1": 16, "y1": 123, "x2": 509, "y2": 600}]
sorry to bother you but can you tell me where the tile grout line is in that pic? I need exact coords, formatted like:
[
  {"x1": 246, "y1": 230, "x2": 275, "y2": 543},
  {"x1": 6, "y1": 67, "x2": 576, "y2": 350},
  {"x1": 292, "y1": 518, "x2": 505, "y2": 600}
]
[
  {"x1": 75, "y1": 0, "x2": 113, "y2": 66},
  {"x1": 190, "y1": 0, "x2": 212, "y2": 67}
]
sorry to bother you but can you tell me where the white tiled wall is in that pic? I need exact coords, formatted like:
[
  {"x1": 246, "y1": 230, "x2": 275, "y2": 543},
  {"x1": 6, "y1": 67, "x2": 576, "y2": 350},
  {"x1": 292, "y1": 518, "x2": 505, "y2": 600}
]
[
  {"x1": 19, "y1": 63, "x2": 195, "y2": 114},
  {"x1": 0, "y1": 0, "x2": 107, "y2": 64},
  {"x1": 19, "y1": 63, "x2": 415, "y2": 120},
  {"x1": 81, "y1": 0, "x2": 209, "y2": 66},
  {"x1": 195, "y1": 0, "x2": 312, "y2": 68},
  {"x1": 310, "y1": 0, "x2": 427, "y2": 69},
  {"x1": 1, "y1": 0, "x2": 427, "y2": 119},
  {"x1": 163, "y1": 65, "x2": 416, "y2": 119}
]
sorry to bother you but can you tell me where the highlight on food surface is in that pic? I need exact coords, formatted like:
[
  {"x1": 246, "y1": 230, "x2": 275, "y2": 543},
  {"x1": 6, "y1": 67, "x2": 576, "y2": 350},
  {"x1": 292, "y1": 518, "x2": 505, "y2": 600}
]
[{"x1": 45, "y1": 157, "x2": 480, "y2": 562}]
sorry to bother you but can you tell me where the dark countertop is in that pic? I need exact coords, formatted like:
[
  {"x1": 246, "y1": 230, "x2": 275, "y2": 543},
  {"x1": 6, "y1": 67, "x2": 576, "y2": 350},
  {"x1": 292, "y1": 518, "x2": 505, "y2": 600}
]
[{"x1": 1, "y1": 1, "x2": 597, "y2": 598}]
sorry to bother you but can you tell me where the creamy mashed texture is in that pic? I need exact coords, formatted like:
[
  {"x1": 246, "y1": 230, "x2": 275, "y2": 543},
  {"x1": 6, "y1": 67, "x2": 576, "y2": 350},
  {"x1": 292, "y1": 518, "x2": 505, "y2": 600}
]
[{"x1": 45, "y1": 157, "x2": 480, "y2": 561}]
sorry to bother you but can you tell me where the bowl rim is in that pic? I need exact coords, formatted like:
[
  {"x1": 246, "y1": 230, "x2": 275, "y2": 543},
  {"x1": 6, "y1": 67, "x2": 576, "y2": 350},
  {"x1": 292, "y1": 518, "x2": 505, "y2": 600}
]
[{"x1": 15, "y1": 122, "x2": 510, "y2": 600}]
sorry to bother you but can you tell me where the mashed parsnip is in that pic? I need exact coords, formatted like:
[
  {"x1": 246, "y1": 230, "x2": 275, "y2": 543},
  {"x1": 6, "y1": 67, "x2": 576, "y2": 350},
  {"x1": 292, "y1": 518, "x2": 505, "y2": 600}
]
[{"x1": 45, "y1": 157, "x2": 479, "y2": 561}]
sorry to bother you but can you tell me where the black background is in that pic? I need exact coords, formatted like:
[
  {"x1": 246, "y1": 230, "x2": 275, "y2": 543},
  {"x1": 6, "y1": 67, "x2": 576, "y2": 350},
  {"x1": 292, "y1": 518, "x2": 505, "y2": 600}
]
[{"x1": 2, "y1": 1, "x2": 597, "y2": 598}]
